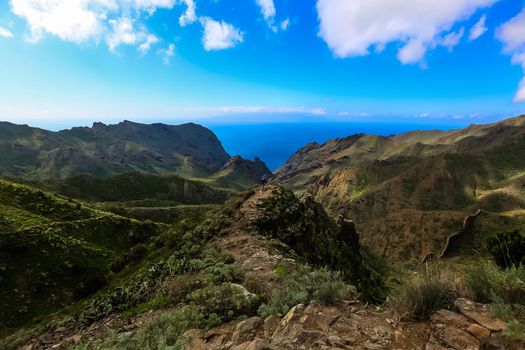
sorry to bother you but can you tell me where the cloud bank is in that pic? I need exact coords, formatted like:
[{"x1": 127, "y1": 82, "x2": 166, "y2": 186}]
[
  {"x1": 316, "y1": 0, "x2": 497, "y2": 64},
  {"x1": 10, "y1": 0, "x2": 178, "y2": 51}
]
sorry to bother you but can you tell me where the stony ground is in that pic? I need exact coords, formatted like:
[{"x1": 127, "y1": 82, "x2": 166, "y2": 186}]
[{"x1": 181, "y1": 297, "x2": 513, "y2": 350}]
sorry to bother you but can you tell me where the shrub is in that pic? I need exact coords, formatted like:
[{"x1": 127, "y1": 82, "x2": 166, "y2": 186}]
[
  {"x1": 465, "y1": 261, "x2": 525, "y2": 344},
  {"x1": 464, "y1": 261, "x2": 499, "y2": 303},
  {"x1": 258, "y1": 266, "x2": 356, "y2": 318},
  {"x1": 392, "y1": 264, "x2": 463, "y2": 320},
  {"x1": 487, "y1": 230, "x2": 525, "y2": 269},
  {"x1": 465, "y1": 261, "x2": 525, "y2": 305},
  {"x1": 110, "y1": 244, "x2": 149, "y2": 273},
  {"x1": 122, "y1": 295, "x2": 172, "y2": 319},
  {"x1": 136, "y1": 305, "x2": 203, "y2": 349},
  {"x1": 258, "y1": 278, "x2": 309, "y2": 318},
  {"x1": 504, "y1": 320, "x2": 525, "y2": 342},
  {"x1": 75, "y1": 305, "x2": 204, "y2": 350},
  {"x1": 189, "y1": 283, "x2": 257, "y2": 320}
]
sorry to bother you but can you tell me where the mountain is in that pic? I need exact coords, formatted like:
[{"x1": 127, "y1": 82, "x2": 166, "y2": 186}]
[
  {"x1": 274, "y1": 115, "x2": 525, "y2": 262},
  {"x1": 212, "y1": 156, "x2": 272, "y2": 190},
  {"x1": 0, "y1": 120, "x2": 269, "y2": 188},
  {"x1": 2, "y1": 119, "x2": 524, "y2": 350}
]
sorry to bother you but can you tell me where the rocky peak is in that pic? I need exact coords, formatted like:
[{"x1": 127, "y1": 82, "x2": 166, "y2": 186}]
[{"x1": 217, "y1": 156, "x2": 272, "y2": 184}]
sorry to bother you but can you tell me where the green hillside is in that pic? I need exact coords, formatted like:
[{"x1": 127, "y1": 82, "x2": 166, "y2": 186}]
[
  {"x1": 275, "y1": 116, "x2": 525, "y2": 262},
  {"x1": 0, "y1": 179, "x2": 159, "y2": 328},
  {"x1": 41, "y1": 172, "x2": 233, "y2": 204}
]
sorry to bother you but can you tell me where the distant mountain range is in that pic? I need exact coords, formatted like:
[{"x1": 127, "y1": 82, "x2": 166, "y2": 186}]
[
  {"x1": 0, "y1": 120, "x2": 270, "y2": 189},
  {"x1": 2, "y1": 116, "x2": 525, "y2": 263},
  {"x1": 275, "y1": 115, "x2": 525, "y2": 262}
]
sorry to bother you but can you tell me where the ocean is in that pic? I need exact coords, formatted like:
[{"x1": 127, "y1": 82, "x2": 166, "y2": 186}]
[{"x1": 207, "y1": 122, "x2": 460, "y2": 170}]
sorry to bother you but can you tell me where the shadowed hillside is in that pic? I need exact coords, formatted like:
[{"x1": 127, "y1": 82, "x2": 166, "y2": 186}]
[{"x1": 0, "y1": 179, "x2": 159, "y2": 328}]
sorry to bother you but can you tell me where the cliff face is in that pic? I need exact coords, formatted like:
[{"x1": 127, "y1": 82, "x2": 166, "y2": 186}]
[{"x1": 274, "y1": 116, "x2": 525, "y2": 262}]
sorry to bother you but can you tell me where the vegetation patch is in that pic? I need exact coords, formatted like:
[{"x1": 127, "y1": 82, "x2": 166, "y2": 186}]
[
  {"x1": 392, "y1": 263, "x2": 464, "y2": 320},
  {"x1": 258, "y1": 265, "x2": 356, "y2": 318},
  {"x1": 465, "y1": 261, "x2": 525, "y2": 342}
]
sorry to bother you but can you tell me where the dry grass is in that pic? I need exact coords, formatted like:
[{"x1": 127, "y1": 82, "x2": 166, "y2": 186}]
[{"x1": 392, "y1": 263, "x2": 466, "y2": 320}]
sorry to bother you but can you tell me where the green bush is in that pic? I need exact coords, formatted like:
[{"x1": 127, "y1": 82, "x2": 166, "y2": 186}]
[
  {"x1": 135, "y1": 305, "x2": 203, "y2": 349},
  {"x1": 504, "y1": 320, "x2": 525, "y2": 342},
  {"x1": 121, "y1": 295, "x2": 173, "y2": 319},
  {"x1": 189, "y1": 283, "x2": 257, "y2": 320},
  {"x1": 258, "y1": 266, "x2": 356, "y2": 318},
  {"x1": 392, "y1": 264, "x2": 463, "y2": 320},
  {"x1": 465, "y1": 262, "x2": 525, "y2": 305},
  {"x1": 76, "y1": 305, "x2": 204, "y2": 350}
]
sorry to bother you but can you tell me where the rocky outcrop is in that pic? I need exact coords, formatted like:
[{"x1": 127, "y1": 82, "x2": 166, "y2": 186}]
[
  {"x1": 428, "y1": 298, "x2": 511, "y2": 350},
  {"x1": 248, "y1": 186, "x2": 387, "y2": 302},
  {"x1": 215, "y1": 156, "x2": 272, "y2": 187},
  {"x1": 180, "y1": 298, "x2": 515, "y2": 350},
  {"x1": 440, "y1": 210, "x2": 483, "y2": 258}
]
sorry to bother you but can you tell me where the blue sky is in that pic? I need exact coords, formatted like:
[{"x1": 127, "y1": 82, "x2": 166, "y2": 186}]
[{"x1": 1, "y1": 0, "x2": 525, "y2": 128}]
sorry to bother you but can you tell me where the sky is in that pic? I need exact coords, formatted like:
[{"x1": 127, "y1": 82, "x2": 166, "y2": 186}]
[{"x1": 1, "y1": 0, "x2": 525, "y2": 128}]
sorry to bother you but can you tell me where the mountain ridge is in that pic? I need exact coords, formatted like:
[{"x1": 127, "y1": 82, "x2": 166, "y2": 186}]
[
  {"x1": 275, "y1": 115, "x2": 525, "y2": 262},
  {"x1": 0, "y1": 120, "x2": 270, "y2": 189}
]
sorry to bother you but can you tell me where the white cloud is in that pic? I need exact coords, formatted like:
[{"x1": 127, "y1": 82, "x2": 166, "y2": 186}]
[
  {"x1": 498, "y1": 8, "x2": 525, "y2": 102},
  {"x1": 157, "y1": 43, "x2": 175, "y2": 64},
  {"x1": 178, "y1": 0, "x2": 196, "y2": 26},
  {"x1": 0, "y1": 26, "x2": 14, "y2": 38},
  {"x1": 10, "y1": 0, "x2": 176, "y2": 50},
  {"x1": 316, "y1": 0, "x2": 498, "y2": 64},
  {"x1": 200, "y1": 17, "x2": 243, "y2": 51},
  {"x1": 107, "y1": 17, "x2": 143, "y2": 51},
  {"x1": 280, "y1": 18, "x2": 289, "y2": 31},
  {"x1": 138, "y1": 33, "x2": 159, "y2": 53},
  {"x1": 11, "y1": 0, "x2": 106, "y2": 43},
  {"x1": 469, "y1": 15, "x2": 487, "y2": 40},
  {"x1": 397, "y1": 39, "x2": 426, "y2": 65},
  {"x1": 255, "y1": 0, "x2": 276, "y2": 30},
  {"x1": 440, "y1": 28, "x2": 464, "y2": 51}
]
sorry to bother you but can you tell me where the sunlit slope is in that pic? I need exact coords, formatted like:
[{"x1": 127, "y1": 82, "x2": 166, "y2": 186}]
[{"x1": 275, "y1": 115, "x2": 525, "y2": 262}]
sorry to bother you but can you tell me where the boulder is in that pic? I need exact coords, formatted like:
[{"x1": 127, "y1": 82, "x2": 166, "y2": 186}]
[
  {"x1": 431, "y1": 309, "x2": 472, "y2": 329},
  {"x1": 454, "y1": 299, "x2": 507, "y2": 332},
  {"x1": 245, "y1": 338, "x2": 277, "y2": 350},
  {"x1": 232, "y1": 316, "x2": 262, "y2": 344},
  {"x1": 442, "y1": 327, "x2": 480, "y2": 350},
  {"x1": 467, "y1": 324, "x2": 491, "y2": 340}
]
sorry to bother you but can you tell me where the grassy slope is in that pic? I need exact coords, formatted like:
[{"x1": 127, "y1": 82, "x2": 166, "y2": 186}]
[
  {"x1": 41, "y1": 172, "x2": 233, "y2": 204},
  {"x1": 0, "y1": 179, "x2": 159, "y2": 329}
]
